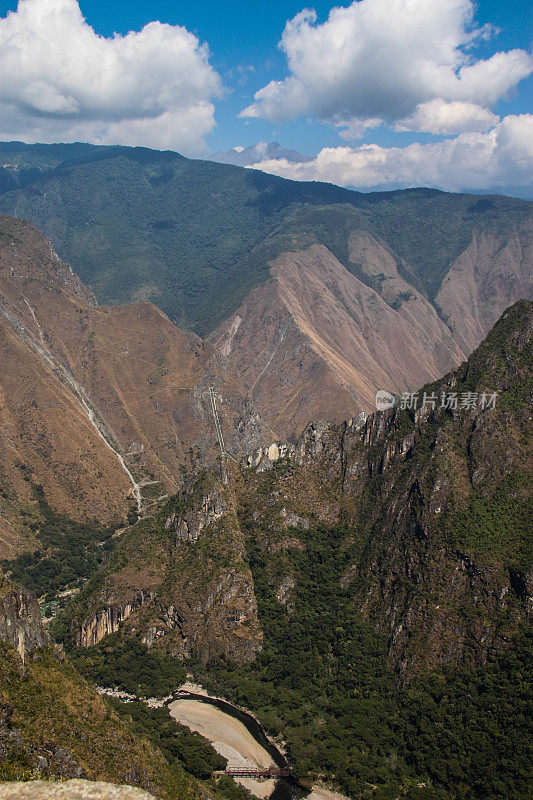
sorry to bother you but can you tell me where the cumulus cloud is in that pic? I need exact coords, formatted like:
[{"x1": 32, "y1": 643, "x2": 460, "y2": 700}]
[
  {"x1": 0, "y1": 0, "x2": 222, "y2": 154},
  {"x1": 241, "y1": 0, "x2": 532, "y2": 139},
  {"x1": 397, "y1": 100, "x2": 499, "y2": 135},
  {"x1": 246, "y1": 114, "x2": 533, "y2": 194}
]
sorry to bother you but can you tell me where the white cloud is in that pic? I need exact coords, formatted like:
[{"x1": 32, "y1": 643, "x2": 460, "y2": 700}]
[
  {"x1": 397, "y1": 100, "x2": 499, "y2": 135},
  {"x1": 0, "y1": 0, "x2": 222, "y2": 154},
  {"x1": 241, "y1": 0, "x2": 532, "y2": 138},
  {"x1": 246, "y1": 114, "x2": 533, "y2": 194},
  {"x1": 337, "y1": 118, "x2": 382, "y2": 141}
]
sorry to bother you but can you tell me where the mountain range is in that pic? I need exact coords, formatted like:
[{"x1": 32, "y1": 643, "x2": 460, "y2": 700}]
[
  {"x1": 2, "y1": 298, "x2": 531, "y2": 800},
  {"x1": 0, "y1": 214, "x2": 273, "y2": 558},
  {"x1": 210, "y1": 142, "x2": 312, "y2": 167},
  {"x1": 60, "y1": 299, "x2": 532, "y2": 675},
  {"x1": 0, "y1": 138, "x2": 532, "y2": 800},
  {"x1": 0, "y1": 141, "x2": 531, "y2": 441}
]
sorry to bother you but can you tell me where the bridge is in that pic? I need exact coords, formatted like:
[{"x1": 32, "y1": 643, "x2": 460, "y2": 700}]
[{"x1": 225, "y1": 766, "x2": 290, "y2": 778}]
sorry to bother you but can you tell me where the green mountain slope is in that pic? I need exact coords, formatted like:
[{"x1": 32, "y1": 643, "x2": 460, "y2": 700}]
[
  {"x1": 0, "y1": 572, "x2": 254, "y2": 800},
  {"x1": 52, "y1": 301, "x2": 532, "y2": 799},
  {"x1": 0, "y1": 141, "x2": 530, "y2": 336}
]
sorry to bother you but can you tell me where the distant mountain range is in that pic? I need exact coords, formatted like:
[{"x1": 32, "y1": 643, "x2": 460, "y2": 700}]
[
  {"x1": 0, "y1": 140, "x2": 531, "y2": 442},
  {"x1": 210, "y1": 141, "x2": 312, "y2": 167}
]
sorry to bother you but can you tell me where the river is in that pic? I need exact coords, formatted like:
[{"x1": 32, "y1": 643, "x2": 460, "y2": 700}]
[{"x1": 169, "y1": 689, "x2": 305, "y2": 800}]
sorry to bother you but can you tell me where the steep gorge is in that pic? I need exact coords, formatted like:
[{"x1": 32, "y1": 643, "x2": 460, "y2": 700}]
[
  {"x1": 54, "y1": 302, "x2": 532, "y2": 800},
  {"x1": 65, "y1": 302, "x2": 532, "y2": 680},
  {"x1": 1, "y1": 143, "x2": 531, "y2": 800},
  {"x1": 234, "y1": 302, "x2": 532, "y2": 677}
]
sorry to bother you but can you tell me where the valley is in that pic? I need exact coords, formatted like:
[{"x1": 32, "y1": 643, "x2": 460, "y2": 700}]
[
  {"x1": 169, "y1": 694, "x2": 279, "y2": 799},
  {"x1": 50, "y1": 300, "x2": 532, "y2": 798},
  {"x1": 0, "y1": 142, "x2": 531, "y2": 800}
]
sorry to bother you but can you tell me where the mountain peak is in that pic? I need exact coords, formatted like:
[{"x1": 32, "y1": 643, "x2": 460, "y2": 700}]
[{"x1": 210, "y1": 141, "x2": 312, "y2": 167}]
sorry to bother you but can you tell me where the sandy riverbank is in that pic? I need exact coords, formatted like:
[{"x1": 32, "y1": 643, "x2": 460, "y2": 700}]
[
  {"x1": 178, "y1": 682, "x2": 289, "y2": 754},
  {"x1": 169, "y1": 697, "x2": 276, "y2": 798},
  {"x1": 170, "y1": 692, "x2": 350, "y2": 800},
  {"x1": 303, "y1": 788, "x2": 350, "y2": 800},
  {"x1": 170, "y1": 697, "x2": 275, "y2": 769}
]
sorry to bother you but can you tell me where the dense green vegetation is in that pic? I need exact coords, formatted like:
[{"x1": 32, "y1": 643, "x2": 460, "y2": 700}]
[
  {"x1": 190, "y1": 520, "x2": 533, "y2": 800},
  {"x1": 398, "y1": 629, "x2": 533, "y2": 800},
  {"x1": 0, "y1": 141, "x2": 530, "y2": 335},
  {"x1": 0, "y1": 142, "x2": 102, "y2": 194},
  {"x1": 67, "y1": 635, "x2": 187, "y2": 697},
  {"x1": 446, "y1": 489, "x2": 532, "y2": 564},
  {"x1": 1, "y1": 485, "x2": 119, "y2": 599},
  {"x1": 0, "y1": 642, "x2": 204, "y2": 800},
  {"x1": 192, "y1": 523, "x2": 405, "y2": 796},
  {"x1": 107, "y1": 698, "x2": 226, "y2": 778}
]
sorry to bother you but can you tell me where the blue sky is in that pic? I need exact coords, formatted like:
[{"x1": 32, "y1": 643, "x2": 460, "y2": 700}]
[
  {"x1": 0, "y1": 0, "x2": 532, "y2": 194},
  {"x1": 96, "y1": 0, "x2": 533, "y2": 155}
]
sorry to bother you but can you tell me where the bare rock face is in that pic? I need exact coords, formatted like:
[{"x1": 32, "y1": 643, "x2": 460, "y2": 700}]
[
  {"x1": 276, "y1": 577, "x2": 296, "y2": 614},
  {"x1": 0, "y1": 576, "x2": 48, "y2": 663},
  {"x1": 73, "y1": 472, "x2": 263, "y2": 665},
  {"x1": 0, "y1": 780, "x2": 157, "y2": 800},
  {"x1": 214, "y1": 225, "x2": 532, "y2": 439},
  {"x1": 436, "y1": 224, "x2": 533, "y2": 355},
  {"x1": 164, "y1": 488, "x2": 226, "y2": 544},
  {"x1": 0, "y1": 215, "x2": 272, "y2": 557},
  {"x1": 214, "y1": 244, "x2": 466, "y2": 439},
  {"x1": 77, "y1": 592, "x2": 154, "y2": 648}
]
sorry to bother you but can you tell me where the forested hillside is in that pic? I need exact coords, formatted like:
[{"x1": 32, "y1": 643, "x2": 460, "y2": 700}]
[
  {"x1": 48, "y1": 301, "x2": 532, "y2": 800},
  {"x1": 0, "y1": 141, "x2": 530, "y2": 336}
]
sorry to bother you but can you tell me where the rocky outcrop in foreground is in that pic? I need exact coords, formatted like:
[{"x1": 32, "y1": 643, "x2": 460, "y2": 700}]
[{"x1": 0, "y1": 781, "x2": 156, "y2": 800}]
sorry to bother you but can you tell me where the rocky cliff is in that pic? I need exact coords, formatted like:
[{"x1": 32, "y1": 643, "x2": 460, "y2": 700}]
[
  {"x1": 235, "y1": 300, "x2": 532, "y2": 676},
  {"x1": 69, "y1": 470, "x2": 263, "y2": 664},
  {"x1": 0, "y1": 574, "x2": 48, "y2": 664}
]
